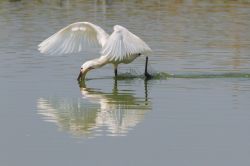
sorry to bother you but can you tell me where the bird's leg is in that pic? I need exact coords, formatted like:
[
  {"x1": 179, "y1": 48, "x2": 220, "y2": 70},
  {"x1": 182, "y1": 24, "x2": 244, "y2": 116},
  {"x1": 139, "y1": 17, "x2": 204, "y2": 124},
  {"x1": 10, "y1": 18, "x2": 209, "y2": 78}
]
[
  {"x1": 145, "y1": 56, "x2": 152, "y2": 79},
  {"x1": 115, "y1": 68, "x2": 118, "y2": 77},
  {"x1": 114, "y1": 64, "x2": 118, "y2": 78}
]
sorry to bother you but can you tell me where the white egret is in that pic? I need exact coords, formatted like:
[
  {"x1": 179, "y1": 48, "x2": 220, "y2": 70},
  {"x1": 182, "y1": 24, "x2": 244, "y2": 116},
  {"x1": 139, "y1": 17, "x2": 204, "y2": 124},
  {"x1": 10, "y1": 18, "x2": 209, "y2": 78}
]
[{"x1": 38, "y1": 22, "x2": 152, "y2": 81}]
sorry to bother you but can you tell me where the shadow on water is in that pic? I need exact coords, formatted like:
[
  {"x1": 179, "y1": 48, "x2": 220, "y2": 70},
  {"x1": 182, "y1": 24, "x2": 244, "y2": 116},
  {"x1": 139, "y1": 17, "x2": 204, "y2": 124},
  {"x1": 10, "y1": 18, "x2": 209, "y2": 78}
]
[{"x1": 37, "y1": 79, "x2": 151, "y2": 138}]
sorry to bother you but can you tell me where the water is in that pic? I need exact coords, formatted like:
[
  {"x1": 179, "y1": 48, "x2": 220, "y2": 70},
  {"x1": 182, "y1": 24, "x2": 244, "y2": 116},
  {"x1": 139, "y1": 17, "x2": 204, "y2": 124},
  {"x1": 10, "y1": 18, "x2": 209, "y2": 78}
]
[{"x1": 0, "y1": 0, "x2": 250, "y2": 165}]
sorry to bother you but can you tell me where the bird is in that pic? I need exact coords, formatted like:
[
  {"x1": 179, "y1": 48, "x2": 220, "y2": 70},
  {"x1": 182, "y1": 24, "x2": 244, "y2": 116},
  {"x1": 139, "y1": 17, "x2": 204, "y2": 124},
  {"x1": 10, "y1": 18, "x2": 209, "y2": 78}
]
[{"x1": 38, "y1": 22, "x2": 152, "y2": 81}]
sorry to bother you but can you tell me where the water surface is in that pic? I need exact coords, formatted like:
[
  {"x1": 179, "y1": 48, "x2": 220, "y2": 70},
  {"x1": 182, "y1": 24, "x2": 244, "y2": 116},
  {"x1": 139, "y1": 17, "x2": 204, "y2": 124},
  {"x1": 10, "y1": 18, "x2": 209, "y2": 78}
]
[{"x1": 0, "y1": 0, "x2": 250, "y2": 165}]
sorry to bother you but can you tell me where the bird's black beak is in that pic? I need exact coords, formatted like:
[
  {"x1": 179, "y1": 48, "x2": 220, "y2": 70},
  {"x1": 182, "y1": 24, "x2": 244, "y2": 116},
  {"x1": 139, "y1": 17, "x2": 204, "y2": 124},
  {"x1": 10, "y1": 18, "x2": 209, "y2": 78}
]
[{"x1": 77, "y1": 71, "x2": 82, "y2": 81}]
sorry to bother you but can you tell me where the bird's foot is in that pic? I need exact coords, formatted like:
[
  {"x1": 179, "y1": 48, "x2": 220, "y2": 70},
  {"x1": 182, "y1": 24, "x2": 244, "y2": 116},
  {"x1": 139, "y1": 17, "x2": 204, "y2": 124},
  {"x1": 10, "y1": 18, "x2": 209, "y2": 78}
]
[{"x1": 145, "y1": 72, "x2": 152, "y2": 80}]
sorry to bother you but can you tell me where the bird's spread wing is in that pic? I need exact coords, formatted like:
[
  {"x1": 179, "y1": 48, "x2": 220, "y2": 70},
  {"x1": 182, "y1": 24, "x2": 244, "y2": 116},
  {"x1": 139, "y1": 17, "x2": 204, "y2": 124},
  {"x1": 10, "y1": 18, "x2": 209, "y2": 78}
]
[
  {"x1": 101, "y1": 25, "x2": 152, "y2": 61},
  {"x1": 38, "y1": 22, "x2": 109, "y2": 55}
]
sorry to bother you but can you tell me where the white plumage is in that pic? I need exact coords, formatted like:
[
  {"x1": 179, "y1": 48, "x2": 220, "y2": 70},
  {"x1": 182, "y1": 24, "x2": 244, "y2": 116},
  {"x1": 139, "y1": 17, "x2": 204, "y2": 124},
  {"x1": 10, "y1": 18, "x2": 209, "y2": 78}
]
[
  {"x1": 38, "y1": 22, "x2": 152, "y2": 80},
  {"x1": 101, "y1": 25, "x2": 151, "y2": 61},
  {"x1": 38, "y1": 22, "x2": 109, "y2": 54}
]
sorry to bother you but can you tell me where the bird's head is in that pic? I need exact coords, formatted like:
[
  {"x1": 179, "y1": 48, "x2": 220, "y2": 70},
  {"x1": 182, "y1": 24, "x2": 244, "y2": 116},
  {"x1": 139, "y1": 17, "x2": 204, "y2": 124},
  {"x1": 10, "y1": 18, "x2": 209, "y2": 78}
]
[{"x1": 77, "y1": 60, "x2": 95, "y2": 81}]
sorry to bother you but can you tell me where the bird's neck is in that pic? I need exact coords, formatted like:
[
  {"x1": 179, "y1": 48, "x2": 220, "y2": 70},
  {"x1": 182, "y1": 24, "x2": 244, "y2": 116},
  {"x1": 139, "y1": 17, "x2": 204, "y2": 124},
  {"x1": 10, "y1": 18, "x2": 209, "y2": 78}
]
[
  {"x1": 80, "y1": 56, "x2": 109, "y2": 80},
  {"x1": 91, "y1": 56, "x2": 109, "y2": 69}
]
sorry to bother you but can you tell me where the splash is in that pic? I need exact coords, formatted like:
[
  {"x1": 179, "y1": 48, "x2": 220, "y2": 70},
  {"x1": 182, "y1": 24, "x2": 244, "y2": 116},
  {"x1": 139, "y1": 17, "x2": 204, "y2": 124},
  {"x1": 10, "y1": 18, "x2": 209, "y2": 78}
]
[
  {"x1": 169, "y1": 72, "x2": 250, "y2": 79},
  {"x1": 85, "y1": 72, "x2": 250, "y2": 81},
  {"x1": 115, "y1": 72, "x2": 250, "y2": 80}
]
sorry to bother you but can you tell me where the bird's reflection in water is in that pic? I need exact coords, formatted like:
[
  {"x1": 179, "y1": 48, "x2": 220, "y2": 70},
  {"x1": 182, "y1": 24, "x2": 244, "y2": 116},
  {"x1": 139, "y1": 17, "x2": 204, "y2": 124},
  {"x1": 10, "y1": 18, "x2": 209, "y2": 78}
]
[{"x1": 37, "y1": 79, "x2": 151, "y2": 138}]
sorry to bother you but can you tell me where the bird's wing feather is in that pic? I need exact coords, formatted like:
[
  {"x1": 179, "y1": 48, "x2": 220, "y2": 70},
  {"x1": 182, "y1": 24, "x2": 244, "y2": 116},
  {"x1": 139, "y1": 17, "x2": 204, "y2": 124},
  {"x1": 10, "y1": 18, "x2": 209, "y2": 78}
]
[
  {"x1": 101, "y1": 25, "x2": 152, "y2": 61},
  {"x1": 38, "y1": 22, "x2": 109, "y2": 55}
]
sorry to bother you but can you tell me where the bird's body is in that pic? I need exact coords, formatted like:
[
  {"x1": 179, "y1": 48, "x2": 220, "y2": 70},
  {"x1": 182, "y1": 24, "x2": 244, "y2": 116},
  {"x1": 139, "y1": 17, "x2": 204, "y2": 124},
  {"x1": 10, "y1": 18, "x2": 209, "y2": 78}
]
[{"x1": 38, "y1": 22, "x2": 152, "y2": 80}]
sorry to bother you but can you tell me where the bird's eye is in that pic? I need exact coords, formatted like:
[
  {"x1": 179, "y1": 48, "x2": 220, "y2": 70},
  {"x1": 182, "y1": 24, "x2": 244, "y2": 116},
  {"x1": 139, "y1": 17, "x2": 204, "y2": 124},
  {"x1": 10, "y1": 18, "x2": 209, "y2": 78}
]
[{"x1": 81, "y1": 67, "x2": 83, "y2": 69}]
